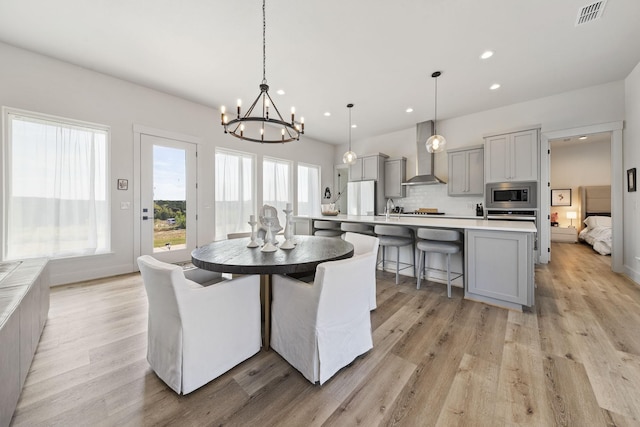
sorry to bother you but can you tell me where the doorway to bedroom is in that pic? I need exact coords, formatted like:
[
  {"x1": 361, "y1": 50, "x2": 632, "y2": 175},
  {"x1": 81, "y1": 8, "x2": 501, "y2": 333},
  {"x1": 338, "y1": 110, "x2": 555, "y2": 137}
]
[{"x1": 549, "y1": 132, "x2": 612, "y2": 260}]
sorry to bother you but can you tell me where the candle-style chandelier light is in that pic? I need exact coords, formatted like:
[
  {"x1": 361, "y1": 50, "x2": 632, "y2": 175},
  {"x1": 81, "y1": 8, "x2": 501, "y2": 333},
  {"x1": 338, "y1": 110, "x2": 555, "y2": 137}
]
[{"x1": 220, "y1": 0, "x2": 304, "y2": 143}]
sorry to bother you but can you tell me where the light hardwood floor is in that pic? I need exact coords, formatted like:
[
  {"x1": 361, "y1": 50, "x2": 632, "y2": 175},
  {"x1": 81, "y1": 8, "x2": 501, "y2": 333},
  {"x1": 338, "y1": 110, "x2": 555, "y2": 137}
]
[{"x1": 10, "y1": 242, "x2": 640, "y2": 426}]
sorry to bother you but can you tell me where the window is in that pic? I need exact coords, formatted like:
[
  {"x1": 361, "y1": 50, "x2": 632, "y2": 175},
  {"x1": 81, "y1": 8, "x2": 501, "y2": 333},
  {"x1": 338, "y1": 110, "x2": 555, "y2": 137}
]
[
  {"x1": 297, "y1": 163, "x2": 321, "y2": 216},
  {"x1": 263, "y1": 157, "x2": 292, "y2": 225},
  {"x1": 215, "y1": 148, "x2": 255, "y2": 240},
  {"x1": 3, "y1": 109, "x2": 110, "y2": 260}
]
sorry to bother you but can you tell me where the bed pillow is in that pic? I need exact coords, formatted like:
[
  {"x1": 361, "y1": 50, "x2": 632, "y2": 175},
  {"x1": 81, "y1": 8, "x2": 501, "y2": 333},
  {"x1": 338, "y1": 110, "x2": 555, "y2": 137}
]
[{"x1": 584, "y1": 216, "x2": 612, "y2": 229}]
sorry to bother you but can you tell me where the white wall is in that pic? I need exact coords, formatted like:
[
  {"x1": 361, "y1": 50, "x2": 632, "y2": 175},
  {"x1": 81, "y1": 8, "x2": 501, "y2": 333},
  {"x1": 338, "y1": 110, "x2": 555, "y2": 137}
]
[
  {"x1": 624, "y1": 61, "x2": 640, "y2": 283},
  {"x1": 550, "y1": 141, "x2": 611, "y2": 228},
  {"x1": 336, "y1": 81, "x2": 625, "y2": 216},
  {"x1": 0, "y1": 42, "x2": 335, "y2": 285}
]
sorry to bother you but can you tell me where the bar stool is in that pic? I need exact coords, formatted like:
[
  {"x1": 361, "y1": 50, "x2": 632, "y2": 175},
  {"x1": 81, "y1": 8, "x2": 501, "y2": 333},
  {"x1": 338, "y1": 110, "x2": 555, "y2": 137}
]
[
  {"x1": 313, "y1": 220, "x2": 342, "y2": 237},
  {"x1": 416, "y1": 228, "x2": 462, "y2": 298},
  {"x1": 374, "y1": 224, "x2": 415, "y2": 285},
  {"x1": 340, "y1": 222, "x2": 374, "y2": 235}
]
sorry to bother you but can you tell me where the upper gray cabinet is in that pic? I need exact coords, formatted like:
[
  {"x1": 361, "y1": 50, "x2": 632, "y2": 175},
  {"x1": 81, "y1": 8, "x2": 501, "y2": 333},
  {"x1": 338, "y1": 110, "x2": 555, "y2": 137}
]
[
  {"x1": 447, "y1": 146, "x2": 484, "y2": 196},
  {"x1": 484, "y1": 129, "x2": 539, "y2": 183},
  {"x1": 384, "y1": 157, "x2": 406, "y2": 198},
  {"x1": 348, "y1": 153, "x2": 388, "y2": 182}
]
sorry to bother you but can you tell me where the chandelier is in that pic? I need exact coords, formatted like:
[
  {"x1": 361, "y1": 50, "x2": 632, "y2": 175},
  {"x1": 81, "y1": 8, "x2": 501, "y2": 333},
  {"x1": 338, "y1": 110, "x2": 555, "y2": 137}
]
[
  {"x1": 425, "y1": 71, "x2": 446, "y2": 153},
  {"x1": 220, "y1": 0, "x2": 304, "y2": 143}
]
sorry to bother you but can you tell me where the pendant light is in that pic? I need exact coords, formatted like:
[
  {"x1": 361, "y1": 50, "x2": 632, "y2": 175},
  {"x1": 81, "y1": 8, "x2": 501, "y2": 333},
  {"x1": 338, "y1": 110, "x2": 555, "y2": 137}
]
[
  {"x1": 425, "y1": 71, "x2": 446, "y2": 153},
  {"x1": 220, "y1": 0, "x2": 304, "y2": 143},
  {"x1": 342, "y1": 103, "x2": 357, "y2": 164}
]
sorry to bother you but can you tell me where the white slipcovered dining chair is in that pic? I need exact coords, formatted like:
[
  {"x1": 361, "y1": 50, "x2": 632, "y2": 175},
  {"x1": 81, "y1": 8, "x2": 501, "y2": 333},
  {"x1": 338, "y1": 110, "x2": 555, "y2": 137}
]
[
  {"x1": 270, "y1": 255, "x2": 373, "y2": 385},
  {"x1": 342, "y1": 231, "x2": 380, "y2": 310},
  {"x1": 137, "y1": 255, "x2": 261, "y2": 395}
]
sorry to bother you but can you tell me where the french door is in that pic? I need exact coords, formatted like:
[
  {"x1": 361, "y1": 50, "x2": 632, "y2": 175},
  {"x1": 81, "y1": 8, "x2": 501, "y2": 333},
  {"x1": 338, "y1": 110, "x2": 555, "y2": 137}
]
[{"x1": 140, "y1": 133, "x2": 197, "y2": 263}]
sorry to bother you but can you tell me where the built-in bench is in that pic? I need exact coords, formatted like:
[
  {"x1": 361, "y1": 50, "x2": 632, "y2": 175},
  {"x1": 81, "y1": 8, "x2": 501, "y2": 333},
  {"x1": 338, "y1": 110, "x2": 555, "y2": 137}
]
[{"x1": 0, "y1": 259, "x2": 49, "y2": 427}]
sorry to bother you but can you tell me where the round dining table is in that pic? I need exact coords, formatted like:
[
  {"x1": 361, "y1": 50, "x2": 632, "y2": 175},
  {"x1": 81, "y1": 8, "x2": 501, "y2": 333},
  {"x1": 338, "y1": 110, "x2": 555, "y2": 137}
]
[{"x1": 191, "y1": 235, "x2": 354, "y2": 349}]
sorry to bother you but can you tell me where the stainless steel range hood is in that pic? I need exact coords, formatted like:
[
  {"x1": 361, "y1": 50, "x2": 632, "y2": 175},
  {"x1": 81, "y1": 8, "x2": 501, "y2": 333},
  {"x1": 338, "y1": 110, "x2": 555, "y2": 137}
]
[{"x1": 402, "y1": 120, "x2": 446, "y2": 186}]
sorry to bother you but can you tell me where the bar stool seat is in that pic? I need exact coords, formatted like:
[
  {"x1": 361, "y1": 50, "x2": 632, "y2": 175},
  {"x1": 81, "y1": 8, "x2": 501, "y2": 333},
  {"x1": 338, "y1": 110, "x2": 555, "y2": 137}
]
[
  {"x1": 314, "y1": 220, "x2": 342, "y2": 237},
  {"x1": 340, "y1": 222, "x2": 374, "y2": 235},
  {"x1": 416, "y1": 228, "x2": 462, "y2": 298},
  {"x1": 374, "y1": 225, "x2": 415, "y2": 285}
]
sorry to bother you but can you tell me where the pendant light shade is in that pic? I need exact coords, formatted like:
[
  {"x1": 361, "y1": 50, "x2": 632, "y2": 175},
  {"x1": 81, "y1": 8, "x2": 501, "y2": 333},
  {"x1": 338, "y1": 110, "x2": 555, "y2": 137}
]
[
  {"x1": 342, "y1": 103, "x2": 357, "y2": 165},
  {"x1": 425, "y1": 71, "x2": 446, "y2": 153}
]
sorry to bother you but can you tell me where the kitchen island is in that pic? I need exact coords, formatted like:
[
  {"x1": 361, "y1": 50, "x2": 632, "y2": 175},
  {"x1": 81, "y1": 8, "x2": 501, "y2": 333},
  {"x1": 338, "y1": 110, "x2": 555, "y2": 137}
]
[{"x1": 295, "y1": 214, "x2": 536, "y2": 311}]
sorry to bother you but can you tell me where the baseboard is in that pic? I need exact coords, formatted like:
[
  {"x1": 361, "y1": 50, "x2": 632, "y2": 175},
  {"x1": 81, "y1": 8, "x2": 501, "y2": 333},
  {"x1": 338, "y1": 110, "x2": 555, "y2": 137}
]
[
  {"x1": 623, "y1": 265, "x2": 640, "y2": 286},
  {"x1": 50, "y1": 262, "x2": 136, "y2": 286}
]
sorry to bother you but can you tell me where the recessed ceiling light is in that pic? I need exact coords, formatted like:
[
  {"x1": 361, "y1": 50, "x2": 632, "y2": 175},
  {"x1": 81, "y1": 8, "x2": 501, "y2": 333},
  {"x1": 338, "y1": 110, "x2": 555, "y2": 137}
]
[
  {"x1": 490, "y1": 83, "x2": 501, "y2": 90},
  {"x1": 579, "y1": 135, "x2": 588, "y2": 140},
  {"x1": 276, "y1": 89, "x2": 285, "y2": 95},
  {"x1": 324, "y1": 112, "x2": 331, "y2": 117},
  {"x1": 351, "y1": 124, "x2": 357, "y2": 128},
  {"x1": 480, "y1": 50, "x2": 494, "y2": 60},
  {"x1": 406, "y1": 108, "x2": 414, "y2": 113}
]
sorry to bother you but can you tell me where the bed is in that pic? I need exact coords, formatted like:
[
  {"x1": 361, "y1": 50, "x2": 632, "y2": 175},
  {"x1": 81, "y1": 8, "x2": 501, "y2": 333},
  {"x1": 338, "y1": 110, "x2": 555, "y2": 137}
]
[{"x1": 578, "y1": 185, "x2": 612, "y2": 255}]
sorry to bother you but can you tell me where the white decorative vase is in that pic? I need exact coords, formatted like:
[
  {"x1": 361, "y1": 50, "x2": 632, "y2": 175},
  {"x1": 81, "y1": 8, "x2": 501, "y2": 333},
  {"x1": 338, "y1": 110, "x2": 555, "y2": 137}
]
[{"x1": 280, "y1": 207, "x2": 295, "y2": 250}]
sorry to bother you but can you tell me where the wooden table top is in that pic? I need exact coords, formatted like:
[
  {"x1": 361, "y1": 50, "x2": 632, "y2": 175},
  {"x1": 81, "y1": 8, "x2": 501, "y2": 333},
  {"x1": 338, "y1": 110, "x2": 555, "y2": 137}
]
[{"x1": 191, "y1": 235, "x2": 354, "y2": 275}]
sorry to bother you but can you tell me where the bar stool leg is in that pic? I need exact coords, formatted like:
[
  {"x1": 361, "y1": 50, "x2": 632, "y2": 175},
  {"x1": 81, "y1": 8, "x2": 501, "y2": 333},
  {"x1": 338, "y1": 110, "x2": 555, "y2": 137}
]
[
  {"x1": 382, "y1": 247, "x2": 386, "y2": 272},
  {"x1": 395, "y1": 246, "x2": 400, "y2": 285},
  {"x1": 417, "y1": 250, "x2": 424, "y2": 289},
  {"x1": 413, "y1": 246, "x2": 416, "y2": 278},
  {"x1": 447, "y1": 253, "x2": 452, "y2": 298}
]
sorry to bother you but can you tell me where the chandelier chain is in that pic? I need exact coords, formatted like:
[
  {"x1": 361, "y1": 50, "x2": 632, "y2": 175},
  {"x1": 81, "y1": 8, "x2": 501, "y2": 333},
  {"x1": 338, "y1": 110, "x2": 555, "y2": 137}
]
[{"x1": 262, "y1": 0, "x2": 267, "y2": 84}]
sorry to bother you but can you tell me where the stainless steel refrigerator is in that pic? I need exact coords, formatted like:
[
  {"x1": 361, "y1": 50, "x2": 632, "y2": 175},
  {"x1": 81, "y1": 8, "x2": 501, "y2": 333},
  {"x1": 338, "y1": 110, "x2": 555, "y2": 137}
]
[{"x1": 347, "y1": 180, "x2": 376, "y2": 216}]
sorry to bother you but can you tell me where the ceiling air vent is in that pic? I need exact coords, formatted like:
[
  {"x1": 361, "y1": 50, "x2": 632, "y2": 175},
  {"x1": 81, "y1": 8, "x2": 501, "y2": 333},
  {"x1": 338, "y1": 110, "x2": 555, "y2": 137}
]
[{"x1": 575, "y1": 0, "x2": 608, "y2": 26}]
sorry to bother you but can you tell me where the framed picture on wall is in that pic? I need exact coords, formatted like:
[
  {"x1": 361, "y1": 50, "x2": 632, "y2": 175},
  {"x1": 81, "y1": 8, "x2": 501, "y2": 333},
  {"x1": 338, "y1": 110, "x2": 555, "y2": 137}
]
[
  {"x1": 628, "y1": 168, "x2": 637, "y2": 192},
  {"x1": 551, "y1": 188, "x2": 571, "y2": 206}
]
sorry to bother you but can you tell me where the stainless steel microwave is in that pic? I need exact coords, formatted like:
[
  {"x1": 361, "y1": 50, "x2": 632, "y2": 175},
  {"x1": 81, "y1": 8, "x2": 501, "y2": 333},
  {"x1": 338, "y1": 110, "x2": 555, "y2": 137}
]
[{"x1": 485, "y1": 181, "x2": 537, "y2": 209}]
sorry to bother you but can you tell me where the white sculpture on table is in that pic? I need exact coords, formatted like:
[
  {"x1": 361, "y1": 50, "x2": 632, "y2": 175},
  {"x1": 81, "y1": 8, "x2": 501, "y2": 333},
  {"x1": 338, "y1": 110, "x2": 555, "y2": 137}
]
[
  {"x1": 280, "y1": 203, "x2": 295, "y2": 250},
  {"x1": 258, "y1": 205, "x2": 282, "y2": 252}
]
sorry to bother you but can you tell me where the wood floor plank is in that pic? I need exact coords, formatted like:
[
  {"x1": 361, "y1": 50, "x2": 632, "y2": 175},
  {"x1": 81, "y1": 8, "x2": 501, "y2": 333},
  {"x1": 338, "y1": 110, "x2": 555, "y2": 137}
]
[
  {"x1": 322, "y1": 353, "x2": 416, "y2": 426},
  {"x1": 435, "y1": 353, "x2": 500, "y2": 426},
  {"x1": 542, "y1": 354, "x2": 610, "y2": 426},
  {"x1": 383, "y1": 301, "x2": 484, "y2": 426}
]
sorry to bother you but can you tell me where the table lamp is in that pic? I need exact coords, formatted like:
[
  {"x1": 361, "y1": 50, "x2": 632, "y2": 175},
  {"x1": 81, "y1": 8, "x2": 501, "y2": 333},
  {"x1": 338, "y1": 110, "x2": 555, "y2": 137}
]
[{"x1": 566, "y1": 211, "x2": 577, "y2": 228}]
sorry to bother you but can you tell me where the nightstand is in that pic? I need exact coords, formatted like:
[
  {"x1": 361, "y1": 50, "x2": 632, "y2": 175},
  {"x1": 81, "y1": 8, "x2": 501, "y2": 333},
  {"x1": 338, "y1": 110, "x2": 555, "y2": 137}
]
[{"x1": 551, "y1": 226, "x2": 578, "y2": 243}]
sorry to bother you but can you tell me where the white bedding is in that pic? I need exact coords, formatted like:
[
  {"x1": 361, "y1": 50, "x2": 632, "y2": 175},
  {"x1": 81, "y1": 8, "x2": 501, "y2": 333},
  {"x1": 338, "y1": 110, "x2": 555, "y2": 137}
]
[{"x1": 579, "y1": 223, "x2": 612, "y2": 255}]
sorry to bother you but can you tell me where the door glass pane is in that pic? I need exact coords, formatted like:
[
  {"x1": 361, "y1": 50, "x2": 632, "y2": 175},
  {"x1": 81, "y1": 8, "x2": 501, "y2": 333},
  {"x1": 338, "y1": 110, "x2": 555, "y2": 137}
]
[{"x1": 153, "y1": 145, "x2": 186, "y2": 252}]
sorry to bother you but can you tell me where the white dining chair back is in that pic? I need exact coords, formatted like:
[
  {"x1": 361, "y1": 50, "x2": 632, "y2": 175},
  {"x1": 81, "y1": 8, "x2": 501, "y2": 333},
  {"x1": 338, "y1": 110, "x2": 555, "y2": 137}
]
[
  {"x1": 137, "y1": 255, "x2": 261, "y2": 394},
  {"x1": 342, "y1": 232, "x2": 380, "y2": 310},
  {"x1": 271, "y1": 254, "x2": 373, "y2": 385}
]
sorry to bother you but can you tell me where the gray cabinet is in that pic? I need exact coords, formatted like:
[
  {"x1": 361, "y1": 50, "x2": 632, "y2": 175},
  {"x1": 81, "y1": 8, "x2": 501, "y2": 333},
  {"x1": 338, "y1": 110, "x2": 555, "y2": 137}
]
[
  {"x1": 384, "y1": 157, "x2": 406, "y2": 198},
  {"x1": 348, "y1": 153, "x2": 388, "y2": 182},
  {"x1": 447, "y1": 146, "x2": 484, "y2": 196},
  {"x1": 484, "y1": 129, "x2": 539, "y2": 183},
  {"x1": 465, "y1": 229, "x2": 534, "y2": 308}
]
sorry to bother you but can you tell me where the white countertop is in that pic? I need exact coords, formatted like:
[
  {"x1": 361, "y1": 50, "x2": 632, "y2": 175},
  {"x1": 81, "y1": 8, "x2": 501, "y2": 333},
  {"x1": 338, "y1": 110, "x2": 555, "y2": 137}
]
[{"x1": 300, "y1": 214, "x2": 536, "y2": 233}]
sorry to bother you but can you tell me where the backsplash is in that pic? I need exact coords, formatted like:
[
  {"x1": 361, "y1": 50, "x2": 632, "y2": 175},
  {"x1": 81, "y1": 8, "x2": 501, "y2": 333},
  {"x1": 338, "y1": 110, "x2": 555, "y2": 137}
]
[{"x1": 389, "y1": 184, "x2": 483, "y2": 216}]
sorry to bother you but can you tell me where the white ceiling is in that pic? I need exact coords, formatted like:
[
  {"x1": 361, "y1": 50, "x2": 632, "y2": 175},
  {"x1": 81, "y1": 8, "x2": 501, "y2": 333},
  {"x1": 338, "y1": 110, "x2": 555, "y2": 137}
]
[{"x1": 1, "y1": 0, "x2": 639, "y2": 145}]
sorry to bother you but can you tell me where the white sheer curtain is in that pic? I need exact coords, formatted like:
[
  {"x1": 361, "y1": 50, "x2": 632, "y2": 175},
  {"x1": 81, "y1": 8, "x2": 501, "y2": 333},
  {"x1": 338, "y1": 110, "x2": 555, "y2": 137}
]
[
  {"x1": 263, "y1": 157, "x2": 291, "y2": 226},
  {"x1": 215, "y1": 149, "x2": 255, "y2": 240},
  {"x1": 297, "y1": 163, "x2": 321, "y2": 216},
  {"x1": 5, "y1": 111, "x2": 109, "y2": 260}
]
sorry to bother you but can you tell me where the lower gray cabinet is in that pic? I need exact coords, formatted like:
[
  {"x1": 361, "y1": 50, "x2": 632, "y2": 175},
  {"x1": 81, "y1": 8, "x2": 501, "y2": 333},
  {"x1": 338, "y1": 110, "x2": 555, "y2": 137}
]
[{"x1": 465, "y1": 229, "x2": 533, "y2": 308}]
